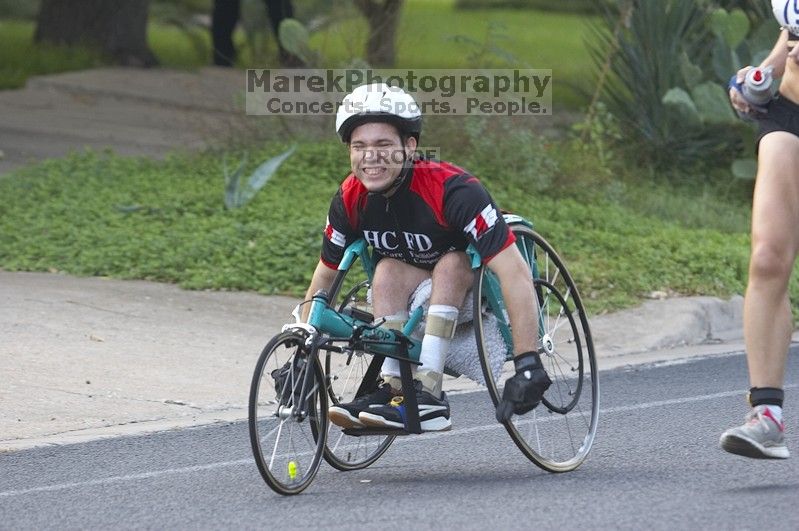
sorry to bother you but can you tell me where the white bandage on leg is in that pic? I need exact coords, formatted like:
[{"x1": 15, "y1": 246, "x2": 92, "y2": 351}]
[
  {"x1": 377, "y1": 312, "x2": 408, "y2": 386},
  {"x1": 418, "y1": 304, "x2": 459, "y2": 395},
  {"x1": 425, "y1": 314, "x2": 458, "y2": 340}
]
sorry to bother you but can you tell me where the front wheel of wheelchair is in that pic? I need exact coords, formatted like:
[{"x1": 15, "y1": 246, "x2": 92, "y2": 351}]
[
  {"x1": 320, "y1": 267, "x2": 395, "y2": 471},
  {"x1": 475, "y1": 225, "x2": 599, "y2": 473},
  {"x1": 249, "y1": 331, "x2": 327, "y2": 495}
]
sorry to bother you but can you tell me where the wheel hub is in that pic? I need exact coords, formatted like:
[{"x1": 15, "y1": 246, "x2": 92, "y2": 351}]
[
  {"x1": 541, "y1": 334, "x2": 555, "y2": 355},
  {"x1": 277, "y1": 405, "x2": 294, "y2": 419},
  {"x1": 277, "y1": 404, "x2": 306, "y2": 421}
]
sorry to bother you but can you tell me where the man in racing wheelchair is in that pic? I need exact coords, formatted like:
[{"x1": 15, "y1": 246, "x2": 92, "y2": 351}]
[{"x1": 301, "y1": 83, "x2": 550, "y2": 431}]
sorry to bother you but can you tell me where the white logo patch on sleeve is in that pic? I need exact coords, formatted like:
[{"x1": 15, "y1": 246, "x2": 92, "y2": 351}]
[
  {"x1": 464, "y1": 205, "x2": 498, "y2": 240},
  {"x1": 324, "y1": 217, "x2": 346, "y2": 247}
]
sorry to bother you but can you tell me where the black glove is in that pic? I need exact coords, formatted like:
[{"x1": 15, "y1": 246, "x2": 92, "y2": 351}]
[{"x1": 496, "y1": 350, "x2": 551, "y2": 422}]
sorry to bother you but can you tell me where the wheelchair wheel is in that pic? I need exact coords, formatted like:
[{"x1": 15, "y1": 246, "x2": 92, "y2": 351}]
[
  {"x1": 320, "y1": 266, "x2": 395, "y2": 471},
  {"x1": 249, "y1": 331, "x2": 327, "y2": 495},
  {"x1": 474, "y1": 225, "x2": 599, "y2": 472}
]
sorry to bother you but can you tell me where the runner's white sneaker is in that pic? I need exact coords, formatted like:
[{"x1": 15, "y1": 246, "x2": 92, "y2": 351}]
[{"x1": 720, "y1": 405, "x2": 790, "y2": 459}]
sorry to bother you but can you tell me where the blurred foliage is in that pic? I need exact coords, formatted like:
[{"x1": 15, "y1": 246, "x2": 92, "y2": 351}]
[
  {"x1": 224, "y1": 146, "x2": 296, "y2": 209},
  {"x1": 151, "y1": 0, "x2": 212, "y2": 16},
  {"x1": 458, "y1": 117, "x2": 559, "y2": 193},
  {"x1": 0, "y1": 0, "x2": 40, "y2": 19},
  {"x1": 446, "y1": 21, "x2": 519, "y2": 68},
  {"x1": 455, "y1": 0, "x2": 607, "y2": 12},
  {"x1": 0, "y1": 0, "x2": 777, "y2": 316},
  {"x1": 0, "y1": 146, "x2": 346, "y2": 294},
  {"x1": 147, "y1": 22, "x2": 212, "y2": 67},
  {"x1": 237, "y1": 0, "x2": 273, "y2": 64},
  {"x1": 1, "y1": 2, "x2": 595, "y2": 110},
  {"x1": 0, "y1": 143, "x2": 770, "y2": 314},
  {"x1": 589, "y1": 0, "x2": 774, "y2": 173},
  {"x1": 277, "y1": 18, "x2": 317, "y2": 66},
  {"x1": 291, "y1": 0, "x2": 353, "y2": 29},
  {"x1": 402, "y1": 4, "x2": 594, "y2": 109},
  {"x1": 0, "y1": 20, "x2": 105, "y2": 89},
  {"x1": 242, "y1": 1, "x2": 358, "y2": 66},
  {"x1": 711, "y1": 0, "x2": 772, "y2": 22},
  {"x1": 150, "y1": 0, "x2": 212, "y2": 62},
  {"x1": 570, "y1": 101, "x2": 623, "y2": 181},
  {"x1": 588, "y1": 0, "x2": 711, "y2": 168},
  {"x1": 659, "y1": 5, "x2": 774, "y2": 177}
]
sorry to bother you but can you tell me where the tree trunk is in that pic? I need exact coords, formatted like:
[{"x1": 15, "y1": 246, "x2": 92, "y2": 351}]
[
  {"x1": 354, "y1": 0, "x2": 403, "y2": 67},
  {"x1": 35, "y1": 0, "x2": 158, "y2": 67}
]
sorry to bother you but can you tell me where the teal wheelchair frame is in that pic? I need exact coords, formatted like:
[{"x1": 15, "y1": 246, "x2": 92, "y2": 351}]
[{"x1": 249, "y1": 214, "x2": 599, "y2": 495}]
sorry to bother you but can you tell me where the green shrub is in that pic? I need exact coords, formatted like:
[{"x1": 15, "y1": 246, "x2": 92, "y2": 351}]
[
  {"x1": 457, "y1": 117, "x2": 559, "y2": 193},
  {"x1": 0, "y1": 146, "x2": 346, "y2": 293},
  {"x1": 0, "y1": 142, "x2": 779, "y2": 315},
  {"x1": 589, "y1": 0, "x2": 715, "y2": 169},
  {"x1": 590, "y1": 0, "x2": 773, "y2": 172},
  {"x1": 711, "y1": 0, "x2": 772, "y2": 21}
]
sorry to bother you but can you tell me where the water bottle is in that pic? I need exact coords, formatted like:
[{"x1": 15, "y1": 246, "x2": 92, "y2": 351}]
[
  {"x1": 729, "y1": 66, "x2": 775, "y2": 120},
  {"x1": 741, "y1": 66, "x2": 775, "y2": 107}
]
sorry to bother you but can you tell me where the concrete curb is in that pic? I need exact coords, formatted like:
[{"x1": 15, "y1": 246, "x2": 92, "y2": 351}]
[{"x1": 590, "y1": 295, "x2": 745, "y2": 357}]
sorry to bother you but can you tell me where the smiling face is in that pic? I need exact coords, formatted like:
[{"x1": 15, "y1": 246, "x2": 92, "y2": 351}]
[{"x1": 348, "y1": 122, "x2": 417, "y2": 193}]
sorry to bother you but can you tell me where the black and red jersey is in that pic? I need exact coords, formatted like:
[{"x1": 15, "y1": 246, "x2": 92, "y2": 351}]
[{"x1": 321, "y1": 159, "x2": 515, "y2": 271}]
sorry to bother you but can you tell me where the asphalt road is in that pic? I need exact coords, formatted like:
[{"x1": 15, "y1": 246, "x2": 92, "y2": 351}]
[{"x1": 1, "y1": 351, "x2": 797, "y2": 530}]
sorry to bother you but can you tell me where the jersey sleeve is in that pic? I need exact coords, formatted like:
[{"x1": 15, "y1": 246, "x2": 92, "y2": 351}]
[
  {"x1": 442, "y1": 173, "x2": 514, "y2": 263},
  {"x1": 320, "y1": 187, "x2": 360, "y2": 269}
]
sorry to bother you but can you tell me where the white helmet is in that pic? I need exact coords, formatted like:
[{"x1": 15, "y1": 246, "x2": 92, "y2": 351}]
[
  {"x1": 335, "y1": 83, "x2": 422, "y2": 143},
  {"x1": 772, "y1": 0, "x2": 799, "y2": 37}
]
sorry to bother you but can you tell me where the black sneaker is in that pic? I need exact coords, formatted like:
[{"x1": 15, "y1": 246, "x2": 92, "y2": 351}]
[
  {"x1": 359, "y1": 381, "x2": 451, "y2": 432},
  {"x1": 328, "y1": 382, "x2": 396, "y2": 429}
]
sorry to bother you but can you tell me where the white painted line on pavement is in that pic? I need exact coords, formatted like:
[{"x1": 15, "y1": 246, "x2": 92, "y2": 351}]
[
  {"x1": 0, "y1": 459, "x2": 252, "y2": 498},
  {"x1": 1, "y1": 383, "x2": 795, "y2": 499},
  {"x1": 404, "y1": 384, "x2": 798, "y2": 443}
]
